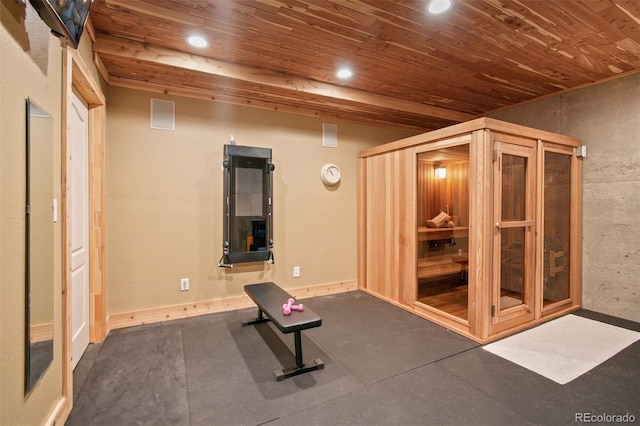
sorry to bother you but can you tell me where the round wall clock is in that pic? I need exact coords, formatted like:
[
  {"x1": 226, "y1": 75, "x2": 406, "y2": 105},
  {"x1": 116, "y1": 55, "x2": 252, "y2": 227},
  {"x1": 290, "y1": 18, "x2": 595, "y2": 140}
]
[{"x1": 320, "y1": 163, "x2": 341, "y2": 186}]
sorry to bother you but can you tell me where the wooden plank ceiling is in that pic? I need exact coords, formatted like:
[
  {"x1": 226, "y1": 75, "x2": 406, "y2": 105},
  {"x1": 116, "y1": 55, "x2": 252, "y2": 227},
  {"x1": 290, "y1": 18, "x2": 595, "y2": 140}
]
[{"x1": 89, "y1": 0, "x2": 640, "y2": 131}]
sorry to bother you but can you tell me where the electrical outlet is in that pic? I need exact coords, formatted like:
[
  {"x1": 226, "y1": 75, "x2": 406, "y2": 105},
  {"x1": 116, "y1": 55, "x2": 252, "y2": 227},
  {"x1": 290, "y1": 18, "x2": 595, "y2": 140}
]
[
  {"x1": 180, "y1": 278, "x2": 189, "y2": 291},
  {"x1": 293, "y1": 266, "x2": 300, "y2": 278}
]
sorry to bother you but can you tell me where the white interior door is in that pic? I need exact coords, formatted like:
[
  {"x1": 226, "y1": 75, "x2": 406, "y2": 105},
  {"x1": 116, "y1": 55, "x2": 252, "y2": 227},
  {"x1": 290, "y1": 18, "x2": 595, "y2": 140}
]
[{"x1": 70, "y1": 91, "x2": 90, "y2": 369}]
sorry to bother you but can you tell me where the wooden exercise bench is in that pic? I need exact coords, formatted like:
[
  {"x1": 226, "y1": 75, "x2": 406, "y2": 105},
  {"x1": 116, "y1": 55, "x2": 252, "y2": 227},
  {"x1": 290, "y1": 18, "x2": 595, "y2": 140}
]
[{"x1": 242, "y1": 282, "x2": 324, "y2": 381}]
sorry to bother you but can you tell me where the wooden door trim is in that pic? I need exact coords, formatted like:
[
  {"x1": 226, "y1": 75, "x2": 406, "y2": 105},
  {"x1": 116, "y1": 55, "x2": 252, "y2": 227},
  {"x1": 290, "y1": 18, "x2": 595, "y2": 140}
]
[{"x1": 59, "y1": 47, "x2": 106, "y2": 422}]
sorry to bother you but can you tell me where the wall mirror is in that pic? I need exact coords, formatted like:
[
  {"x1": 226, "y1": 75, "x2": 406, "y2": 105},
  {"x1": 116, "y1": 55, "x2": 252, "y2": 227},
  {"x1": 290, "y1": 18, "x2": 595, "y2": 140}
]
[
  {"x1": 220, "y1": 144, "x2": 274, "y2": 266},
  {"x1": 25, "y1": 98, "x2": 55, "y2": 394}
]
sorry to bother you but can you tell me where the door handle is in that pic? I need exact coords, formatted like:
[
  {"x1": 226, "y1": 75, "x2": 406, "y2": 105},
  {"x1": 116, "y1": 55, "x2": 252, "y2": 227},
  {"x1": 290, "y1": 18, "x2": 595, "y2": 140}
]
[{"x1": 495, "y1": 221, "x2": 536, "y2": 229}]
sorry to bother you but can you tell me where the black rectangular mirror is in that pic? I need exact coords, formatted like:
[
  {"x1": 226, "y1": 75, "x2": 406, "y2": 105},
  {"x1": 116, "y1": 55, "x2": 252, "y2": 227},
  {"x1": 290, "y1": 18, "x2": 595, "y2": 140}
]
[{"x1": 220, "y1": 145, "x2": 274, "y2": 266}]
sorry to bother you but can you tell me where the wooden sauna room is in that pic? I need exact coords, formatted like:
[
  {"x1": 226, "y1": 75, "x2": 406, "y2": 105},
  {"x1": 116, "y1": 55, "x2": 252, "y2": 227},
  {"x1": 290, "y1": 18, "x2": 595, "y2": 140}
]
[{"x1": 357, "y1": 117, "x2": 583, "y2": 343}]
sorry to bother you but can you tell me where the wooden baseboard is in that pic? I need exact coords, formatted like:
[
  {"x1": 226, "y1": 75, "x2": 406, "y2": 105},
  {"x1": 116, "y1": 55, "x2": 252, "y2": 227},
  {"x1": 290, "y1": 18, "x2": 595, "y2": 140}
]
[
  {"x1": 107, "y1": 280, "x2": 357, "y2": 332},
  {"x1": 30, "y1": 322, "x2": 54, "y2": 343},
  {"x1": 49, "y1": 394, "x2": 71, "y2": 426}
]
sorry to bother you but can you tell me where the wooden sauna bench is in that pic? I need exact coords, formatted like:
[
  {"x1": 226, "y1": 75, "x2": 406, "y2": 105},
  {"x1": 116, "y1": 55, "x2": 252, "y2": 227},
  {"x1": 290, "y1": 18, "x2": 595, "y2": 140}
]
[
  {"x1": 418, "y1": 226, "x2": 469, "y2": 242},
  {"x1": 417, "y1": 254, "x2": 468, "y2": 279},
  {"x1": 417, "y1": 226, "x2": 469, "y2": 279}
]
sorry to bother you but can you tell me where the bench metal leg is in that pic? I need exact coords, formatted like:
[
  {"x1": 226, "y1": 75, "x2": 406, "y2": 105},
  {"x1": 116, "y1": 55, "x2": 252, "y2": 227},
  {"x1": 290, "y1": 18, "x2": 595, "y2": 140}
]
[
  {"x1": 274, "y1": 330, "x2": 324, "y2": 381},
  {"x1": 294, "y1": 330, "x2": 304, "y2": 368},
  {"x1": 241, "y1": 308, "x2": 272, "y2": 327},
  {"x1": 242, "y1": 308, "x2": 324, "y2": 382}
]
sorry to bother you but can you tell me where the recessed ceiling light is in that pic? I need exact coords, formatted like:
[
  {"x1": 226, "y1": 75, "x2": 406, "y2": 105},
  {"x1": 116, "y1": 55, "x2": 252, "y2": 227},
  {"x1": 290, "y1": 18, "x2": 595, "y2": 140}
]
[
  {"x1": 336, "y1": 68, "x2": 353, "y2": 79},
  {"x1": 186, "y1": 35, "x2": 208, "y2": 48},
  {"x1": 428, "y1": 0, "x2": 451, "y2": 14}
]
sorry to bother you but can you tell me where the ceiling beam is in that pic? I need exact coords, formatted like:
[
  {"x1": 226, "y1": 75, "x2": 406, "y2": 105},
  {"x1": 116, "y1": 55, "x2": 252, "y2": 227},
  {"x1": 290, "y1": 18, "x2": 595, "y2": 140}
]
[
  {"x1": 105, "y1": 76, "x2": 432, "y2": 131},
  {"x1": 93, "y1": 34, "x2": 475, "y2": 123}
]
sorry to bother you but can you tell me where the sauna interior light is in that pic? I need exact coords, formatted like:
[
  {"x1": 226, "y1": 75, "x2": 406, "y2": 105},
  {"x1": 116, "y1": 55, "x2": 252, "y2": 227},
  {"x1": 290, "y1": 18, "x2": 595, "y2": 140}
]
[
  {"x1": 186, "y1": 35, "x2": 208, "y2": 48},
  {"x1": 428, "y1": 0, "x2": 451, "y2": 14},
  {"x1": 435, "y1": 166, "x2": 447, "y2": 178},
  {"x1": 336, "y1": 68, "x2": 353, "y2": 79}
]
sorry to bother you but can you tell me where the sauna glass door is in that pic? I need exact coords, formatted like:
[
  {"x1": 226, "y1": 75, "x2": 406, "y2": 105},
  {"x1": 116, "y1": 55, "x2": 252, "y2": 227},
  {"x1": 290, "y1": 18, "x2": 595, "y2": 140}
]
[
  {"x1": 492, "y1": 138, "x2": 535, "y2": 329},
  {"x1": 542, "y1": 148, "x2": 573, "y2": 310}
]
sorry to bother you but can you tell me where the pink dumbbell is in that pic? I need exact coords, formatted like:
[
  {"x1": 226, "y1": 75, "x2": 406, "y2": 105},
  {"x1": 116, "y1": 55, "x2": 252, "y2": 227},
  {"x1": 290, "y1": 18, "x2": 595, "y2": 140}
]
[{"x1": 282, "y1": 298, "x2": 304, "y2": 315}]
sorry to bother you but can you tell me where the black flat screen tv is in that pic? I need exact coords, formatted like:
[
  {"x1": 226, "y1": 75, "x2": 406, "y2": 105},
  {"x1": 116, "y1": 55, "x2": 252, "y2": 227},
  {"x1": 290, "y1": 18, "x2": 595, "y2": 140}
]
[{"x1": 29, "y1": 0, "x2": 94, "y2": 49}]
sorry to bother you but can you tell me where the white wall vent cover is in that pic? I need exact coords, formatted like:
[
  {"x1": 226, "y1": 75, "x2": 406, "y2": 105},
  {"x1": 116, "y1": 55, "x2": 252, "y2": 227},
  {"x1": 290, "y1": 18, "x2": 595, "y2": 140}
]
[
  {"x1": 150, "y1": 99, "x2": 175, "y2": 131},
  {"x1": 322, "y1": 123, "x2": 337, "y2": 148}
]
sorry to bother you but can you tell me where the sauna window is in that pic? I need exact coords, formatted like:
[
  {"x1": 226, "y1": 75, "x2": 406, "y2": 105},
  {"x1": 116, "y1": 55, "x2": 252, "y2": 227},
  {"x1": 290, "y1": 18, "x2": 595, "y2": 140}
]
[
  {"x1": 498, "y1": 154, "x2": 528, "y2": 309},
  {"x1": 500, "y1": 227, "x2": 525, "y2": 308},
  {"x1": 416, "y1": 144, "x2": 470, "y2": 320},
  {"x1": 543, "y1": 151, "x2": 571, "y2": 306}
]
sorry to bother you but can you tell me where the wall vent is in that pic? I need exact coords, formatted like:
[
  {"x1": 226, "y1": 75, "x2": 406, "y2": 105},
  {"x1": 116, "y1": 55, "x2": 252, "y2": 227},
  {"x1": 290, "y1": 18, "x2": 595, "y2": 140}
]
[
  {"x1": 150, "y1": 99, "x2": 175, "y2": 131},
  {"x1": 322, "y1": 123, "x2": 337, "y2": 148}
]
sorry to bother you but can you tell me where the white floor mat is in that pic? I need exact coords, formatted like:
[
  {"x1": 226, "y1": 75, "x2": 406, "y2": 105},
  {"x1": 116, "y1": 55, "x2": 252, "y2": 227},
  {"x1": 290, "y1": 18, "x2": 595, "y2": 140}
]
[{"x1": 483, "y1": 314, "x2": 640, "y2": 384}]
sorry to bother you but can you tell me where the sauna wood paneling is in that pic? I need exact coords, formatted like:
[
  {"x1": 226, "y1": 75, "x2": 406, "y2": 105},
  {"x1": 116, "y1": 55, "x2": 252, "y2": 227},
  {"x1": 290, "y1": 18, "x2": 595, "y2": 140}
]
[
  {"x1": 417, "y1": 161, "x2": 469, "y2": 228},
  {"x1": 361, "y1": 150, "x2": 417, "y2": 305},
  {"x1": 359, "y1": 118, "x2": 582, "y2": 343}
]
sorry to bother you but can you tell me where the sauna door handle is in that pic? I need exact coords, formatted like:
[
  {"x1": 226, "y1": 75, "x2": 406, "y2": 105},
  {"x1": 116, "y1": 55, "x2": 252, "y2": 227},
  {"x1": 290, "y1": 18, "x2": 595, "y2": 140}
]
[{"x1": 495, "y1": 220, "x2": 536, "y2": 229}]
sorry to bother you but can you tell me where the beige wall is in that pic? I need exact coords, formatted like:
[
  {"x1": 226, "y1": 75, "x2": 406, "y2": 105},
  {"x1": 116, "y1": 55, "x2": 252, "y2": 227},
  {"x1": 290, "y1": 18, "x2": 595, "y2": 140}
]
[
  {"x1": 491, "y1": 72, "x2": 640, "y2": 322},
  {"x1": 1, "y1": 3, "x2": 63, "y2": 425},
  {"x1": 106, "y1": 86, "x2": 416, "y2": 315}
]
